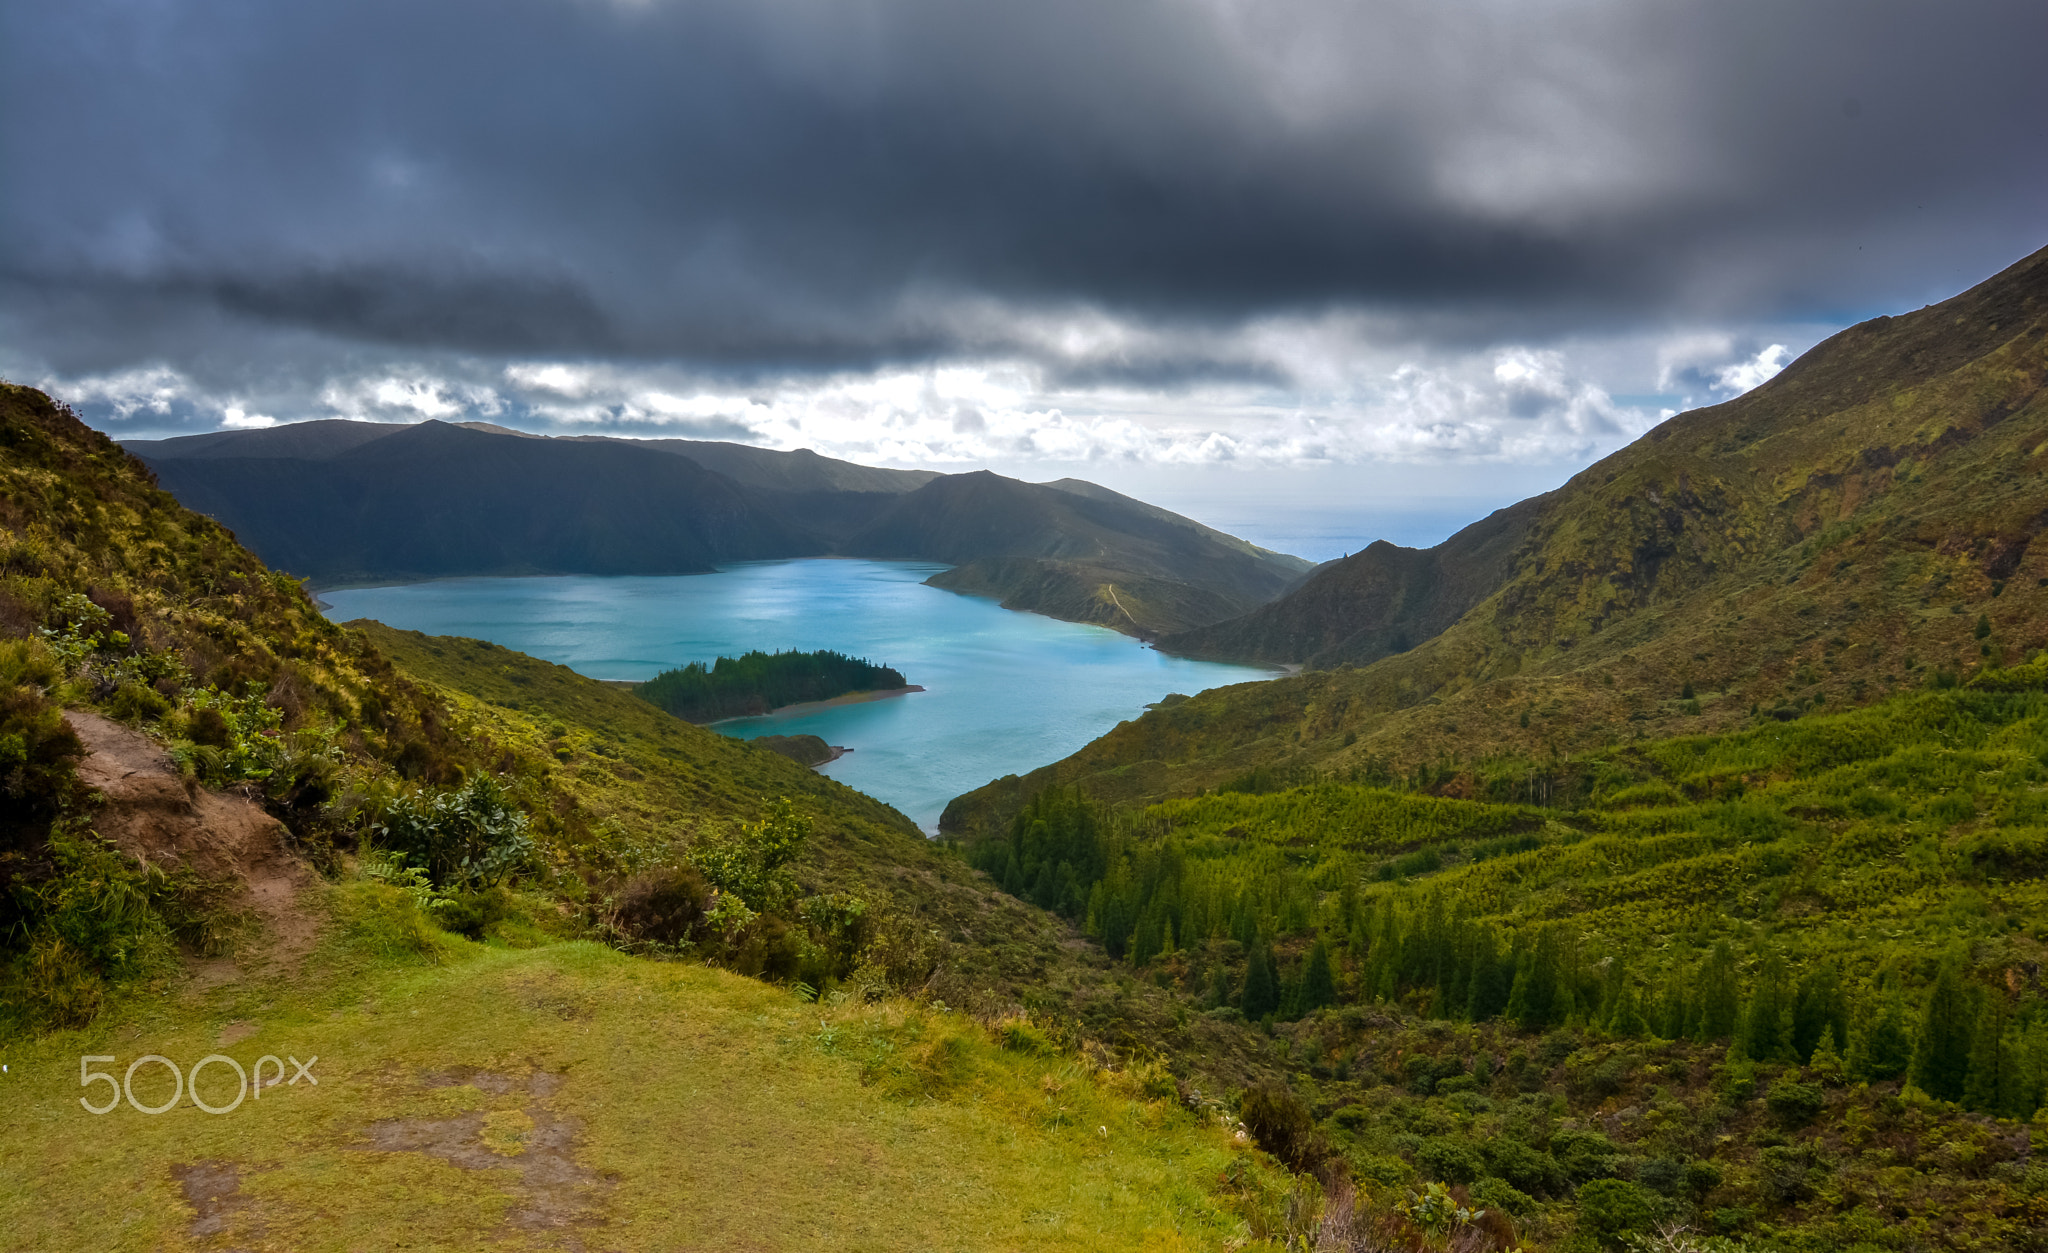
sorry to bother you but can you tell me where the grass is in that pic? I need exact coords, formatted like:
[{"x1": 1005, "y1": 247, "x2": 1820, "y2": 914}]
[{"x1": 0, "y1": 887, "x2": 1290, "y2": 1251}]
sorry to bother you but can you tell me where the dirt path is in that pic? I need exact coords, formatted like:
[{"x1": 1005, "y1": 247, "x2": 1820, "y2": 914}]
[
  {"x1": 64, "y1": 710, "x2": 322, "y2": 970},
  {"x1": 1103, "y1": 583, "x2": 1140, "y2": 629}
]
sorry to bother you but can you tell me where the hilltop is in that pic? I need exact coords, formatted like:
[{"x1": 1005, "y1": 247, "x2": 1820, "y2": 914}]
[
  {"x1": 948, "y1": 241, "x2": 2048, "y2": 832},
  {"x1": 127, "y1": 423, "x2": 1311, "y2": 637}
]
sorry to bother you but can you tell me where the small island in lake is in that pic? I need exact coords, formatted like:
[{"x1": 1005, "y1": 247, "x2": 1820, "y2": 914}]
[{"x1": 635, "y1": 648, "x2": 912, "y2": 723}]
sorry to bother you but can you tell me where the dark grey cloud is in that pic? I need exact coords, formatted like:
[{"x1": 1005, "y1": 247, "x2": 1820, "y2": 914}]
[{"x1": 1, "y1": 0, "x2": 2043, "y2": 388}]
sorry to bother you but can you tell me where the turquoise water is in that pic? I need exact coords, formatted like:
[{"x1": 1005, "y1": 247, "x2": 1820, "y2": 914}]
[{"x1": 320, "y1": 561, "x2": 1275, "y2": 831}]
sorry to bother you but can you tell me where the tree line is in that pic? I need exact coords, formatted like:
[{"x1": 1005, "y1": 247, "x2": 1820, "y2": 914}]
[
  {"x1": 967, "y1": 784, "x2": 2048, "y2": 1120},
  {"x1": 635, "y1": 649, "x2": 906, "y2": 723}
]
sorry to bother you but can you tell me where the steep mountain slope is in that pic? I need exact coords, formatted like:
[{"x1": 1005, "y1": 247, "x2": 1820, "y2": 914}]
[
  {"x1": 846, "y1": 470, "x2": 1315, "y2": 635},
  {"x1": 945, "y1": 240, "x2": 2048, "y2": 833},
  {"x1": 129, "y1": 425, "x2": 1307, "y2": 635},
  {"x1": 138, "y1": 419, "x2": 812, "y2": 582},
  {"x1": 1161, "y1": 496, "x2": 1546, "y2": 666}
]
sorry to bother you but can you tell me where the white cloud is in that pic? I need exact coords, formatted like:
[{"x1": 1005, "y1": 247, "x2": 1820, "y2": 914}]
[
  {"x1": 220, "y1": 407, "x2": 276, "y2": 429},
  {"x1": 47, "y1": 365, "x2": 191, "y2": 418},
  {"x1": 33, "y1": 303, "x2": 1832, "y2": 475},
  {"x1": 1714, "y1": 343, "x2": 1789, "y2": 393},
  {"x1": 1655, "y1": 334, "x2": 1791, "y2": 401}
]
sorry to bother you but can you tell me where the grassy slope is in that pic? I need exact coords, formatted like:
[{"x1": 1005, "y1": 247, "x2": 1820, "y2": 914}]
[
  {"x1": 944, "y1": 242, "x2": 2048, "y2": 838},
  {"x1": 357, "y1": 624, "x2": 1280, "y2": 1082},
  {"x1": 0, "y1": 924, "x2": 1287, "y2": 1252}
]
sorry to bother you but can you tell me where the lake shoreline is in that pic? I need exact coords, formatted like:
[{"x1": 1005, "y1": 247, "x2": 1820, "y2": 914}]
[
  {"x1": 711, "y1": 685, "x2": 926, "y2": 725},
  {"x1": 318, "y1": 563, "x2": 1275, "y2": 830}
]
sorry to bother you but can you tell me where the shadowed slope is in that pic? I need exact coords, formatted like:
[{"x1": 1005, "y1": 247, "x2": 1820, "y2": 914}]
[
  {"x1": 142, "y1": 420, "x2": 813, "y2": 582},
  {"x1": 129, "y1": 427, "x2": 1309, "y2": 635}
]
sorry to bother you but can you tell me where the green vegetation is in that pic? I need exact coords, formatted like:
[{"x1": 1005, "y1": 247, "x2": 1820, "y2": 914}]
[
  {"x1": 635, "y1": 648, "x2": 906, "y2": 722},
  {"x1": 961, "y1": 676, "x2": 2048, "y2": 1248}
]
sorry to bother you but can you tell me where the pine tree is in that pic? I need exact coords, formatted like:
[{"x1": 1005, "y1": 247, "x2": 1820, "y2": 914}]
[
  {"x1": 1607, "y1": 978, "x2": 1650, "y2": 1039},
  {"x1": 1740, "y1": 953, "x2": 1794, "y2": 1062},
  {"x1": 1850, "y1": 988, "x2": 1914, "y2": 1081},
  {"x1": 1808, "y1": 1025, "x2": 1846, "y2": 1086},
  {"x1": 1695, "y1": 943, "x2": 1741, "y2": 1042},
  {"x1": 1207, "y1": 962, "x2": 1232, "y2": 1010},
  {"x1": 1507, "y1": 929, "x2": 1560, "y2": 1032},
  {"x1": 1299, "y1": 938, "x2": 1337, "y2": 1016},
  {"x1": 2020, "y1": 1021, "x2": 2048, "y2": 1119},
  {"x1": 1963, "y1": 993, "x2": 2019, "y2": 1117},
  {"x1": 1600, "y1": 955, "x2": 1628, "y2": 1032},
  {"x1": 1657, "y1": 962, "x2": 1692, "y2": 1041},
  {"x1": 1792, "y1": 965, "x2": 1848, "y2": 1064},
  {"x1": 1464, "y1": 926, "x2": 1510, "y2": 1023},
  {"x1": 1241, "y1": 938, "x2": 1280, "y2": 1021},
  {"x1": 1911, "y1": 965, "x2": 1977, "y2": 1103}
]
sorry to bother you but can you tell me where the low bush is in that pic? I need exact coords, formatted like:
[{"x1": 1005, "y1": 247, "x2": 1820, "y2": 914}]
[{"x1": 374, "y1": 774, "x2": 535, "y2": 890}]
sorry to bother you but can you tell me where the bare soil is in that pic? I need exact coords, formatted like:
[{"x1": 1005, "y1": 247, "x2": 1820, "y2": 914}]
[{"x1": 64, "y1": 710, "x2": 323, "y2": 969}]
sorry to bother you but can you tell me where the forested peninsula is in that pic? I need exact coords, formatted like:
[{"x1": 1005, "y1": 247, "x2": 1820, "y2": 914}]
[{"x1": 635, "y1": 648, "x2": 909, "y2": 722}]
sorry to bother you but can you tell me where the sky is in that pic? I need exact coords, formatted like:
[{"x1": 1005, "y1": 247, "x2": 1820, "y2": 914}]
[{"x1": 2, "y1": 0, "x2": 2043, "y2": 558}]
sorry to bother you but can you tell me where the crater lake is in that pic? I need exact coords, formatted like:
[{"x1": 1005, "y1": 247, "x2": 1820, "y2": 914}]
[{"x1": 320, "y1": 560, "x2": 1276, "y2": 830}]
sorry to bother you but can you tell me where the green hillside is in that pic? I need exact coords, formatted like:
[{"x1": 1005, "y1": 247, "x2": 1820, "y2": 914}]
[
  {"x1": 946, "y1": 241, "x2": 2048, "y2": 834},
  {"x1": 952, "y1": 675, "x2": 2048, "y2": 1251}
]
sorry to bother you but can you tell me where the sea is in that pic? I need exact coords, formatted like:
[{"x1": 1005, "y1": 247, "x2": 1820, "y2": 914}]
[{"x1": 320, "y1": 560, "x2": 1276, "y2": 831}]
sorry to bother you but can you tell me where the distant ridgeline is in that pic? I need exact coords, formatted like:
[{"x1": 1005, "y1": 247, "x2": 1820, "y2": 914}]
[{"x1": 635, "y1": 649, "x2": 907, "y2": 723}]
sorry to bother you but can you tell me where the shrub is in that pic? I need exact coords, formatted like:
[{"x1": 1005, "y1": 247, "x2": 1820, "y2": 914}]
[
  {"x1": 437, "y1": 886, "x2": 518, "y2": 941},
  {"x1": 1241, "y1": 1084, "x2": 1332, "y2": 1176},
  {"x1": 374, "y1": 774, "x2": 534, "y2": 890},
  {"x1": 1634, "y1": 1156, "x2": 1683, "y2": 1194},
  {"x1": 1471, "y1": 1175, "x2": 1536, "y2": 1217},
  {"x1": 1554, "y1": 1129, "x2": 1624, "y2": 1182},
  {"x1": 1, "y1": 828, "x2": 230, "y2": 1031},
  {"x1": 1765, "y1": 1080, "x2": 1826, "y2": 1128},
  {"x1": 1757, "y1": 1145, "x2": 1815, "y2": 1204},
  {"x1": 1576, "y1": 1178, "x2": 1663, "y2": 1247},
  {"x1": 613, "y1": 866, "x2": 713, "y2": 948},
  {"x1": 1417, "y1": 1135, "x2": 1484, "y2": 1183},
  {"x1": 1483, "y1": 1136, "x2": 1568, "y2": 1197},
  {"x1": 0, "y1": 673, "x2": 84, "y2": 845},
  {"x1": 690, "y1": 797, "x2": 812, "y2": 911}
]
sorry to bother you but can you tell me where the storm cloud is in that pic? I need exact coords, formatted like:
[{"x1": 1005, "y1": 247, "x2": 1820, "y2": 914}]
[{"x1": 1, "y1": 0, "x2": 2042, "y2": 462}]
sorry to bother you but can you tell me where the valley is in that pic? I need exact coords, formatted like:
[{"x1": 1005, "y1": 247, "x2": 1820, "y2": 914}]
[{"x1": 4, "y1": 241, "x2": 2048, "y2": 1252}]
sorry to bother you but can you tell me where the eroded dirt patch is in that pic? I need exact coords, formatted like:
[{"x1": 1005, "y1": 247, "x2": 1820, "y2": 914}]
[
  {"x1": 358, "y1": 1070, "x2": 610, "y2": 1236},
  {"x1": 170, "y1": 1159, "x2": 258, "y2": 1248},
  {"x1": 64, "y1": 710, "x2": 321, "y2": 968}
]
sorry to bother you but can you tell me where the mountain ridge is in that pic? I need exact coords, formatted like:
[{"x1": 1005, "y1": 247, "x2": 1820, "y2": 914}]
[
  {"x1": 128, "y1": 424, "x2": 1310, "y2": 636},
  {"x1": 944, "y1": 239, "x2": 2048, "y2": 835}
]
